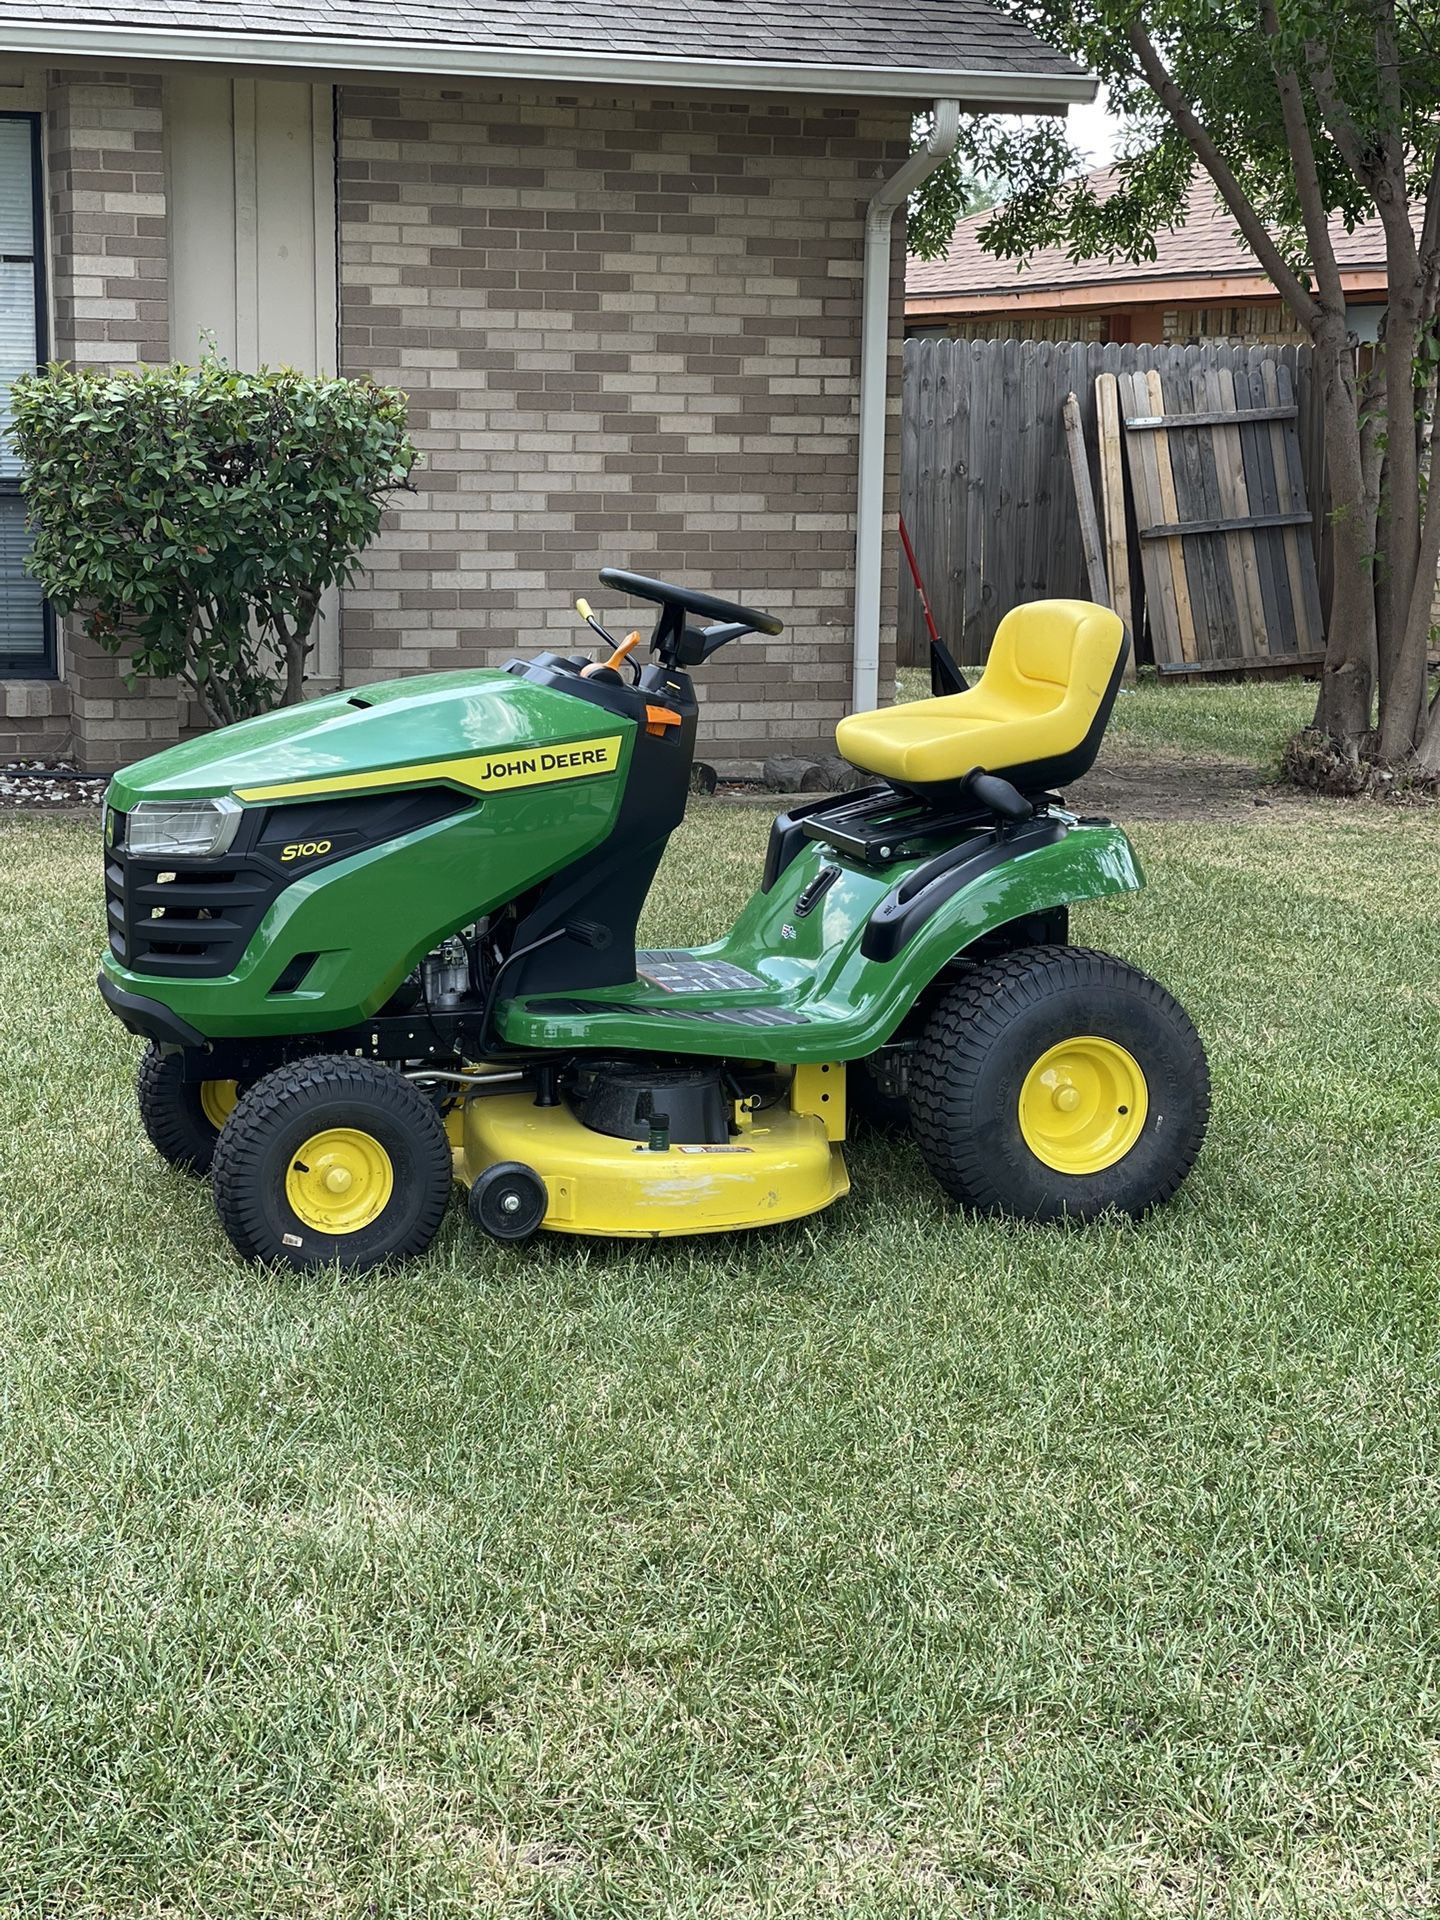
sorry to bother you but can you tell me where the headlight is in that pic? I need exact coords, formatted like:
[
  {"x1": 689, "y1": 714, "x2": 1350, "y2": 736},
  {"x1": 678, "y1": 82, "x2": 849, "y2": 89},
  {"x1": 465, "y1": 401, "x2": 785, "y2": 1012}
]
[{"x1": 125, "y1": 796, "x2": 243, "y2": 859}]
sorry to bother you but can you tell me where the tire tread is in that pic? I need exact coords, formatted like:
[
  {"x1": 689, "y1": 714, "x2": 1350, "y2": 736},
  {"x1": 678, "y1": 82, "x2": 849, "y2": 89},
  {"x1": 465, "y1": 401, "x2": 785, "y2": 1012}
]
[
  {"x1": 910, "y1": 945, "x2": 1210, "y2": 1219},
  {"x1": 136, "y1": 1042, "x2": 220, "y2": 1176},
  {"x1": 211, "y1": 1054, "x2": 452, "y2": 1268}
]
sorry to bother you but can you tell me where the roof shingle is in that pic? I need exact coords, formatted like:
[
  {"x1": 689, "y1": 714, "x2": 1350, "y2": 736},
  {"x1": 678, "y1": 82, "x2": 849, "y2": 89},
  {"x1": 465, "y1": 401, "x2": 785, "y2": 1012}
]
[
  {"x1": 10, "y1": 0, "x2": 1081, "y2": 78},
  {"x1": 908, "y1": 163, "x2": 1390, "y2": 300}
]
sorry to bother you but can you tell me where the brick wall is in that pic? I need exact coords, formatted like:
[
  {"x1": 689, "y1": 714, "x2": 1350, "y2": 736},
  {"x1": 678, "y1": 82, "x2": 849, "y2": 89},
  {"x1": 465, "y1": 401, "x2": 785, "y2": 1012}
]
[
  {"x1": 338, "y1": 81, "x2": 910, "y2": 764},
  {"x1": 40, "y1": 67, "x2": 182, "y2": 772},
  {"x1": 0, "y1": 679, "x2": 69, "y2": 763},
  {"x1": 47, "y1": 67, "x2": 168, "y2": 367},
  {"x1": 16, "y1": 67, "x2": 912, "y2": 772}
]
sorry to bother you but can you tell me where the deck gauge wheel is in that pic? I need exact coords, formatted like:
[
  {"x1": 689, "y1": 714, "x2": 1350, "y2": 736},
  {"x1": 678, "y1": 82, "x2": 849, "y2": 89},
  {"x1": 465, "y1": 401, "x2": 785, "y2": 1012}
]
[{"x1": 468, "y1": 1162, "x2": 548, "y2": 1242}]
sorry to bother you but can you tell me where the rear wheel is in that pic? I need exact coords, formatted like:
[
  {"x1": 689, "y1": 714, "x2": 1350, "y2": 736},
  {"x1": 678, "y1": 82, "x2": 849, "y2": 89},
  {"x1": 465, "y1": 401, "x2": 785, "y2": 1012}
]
[
  {"x1": 211, "y1": 1055, "x2": 453, "y2": 1271},
  {"x1": 136, "y1": 1042, "x2": 239, "y2": 1176},
  {"x1": 909, "y1": 946, "x2": 1209, "y2": 1222}
]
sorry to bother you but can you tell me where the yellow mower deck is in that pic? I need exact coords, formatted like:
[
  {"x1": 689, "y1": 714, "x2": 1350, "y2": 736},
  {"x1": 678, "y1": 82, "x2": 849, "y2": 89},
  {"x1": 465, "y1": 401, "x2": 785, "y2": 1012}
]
[{"x1": 453, "y1": 1063, "x2": 848, "y2": 1239}]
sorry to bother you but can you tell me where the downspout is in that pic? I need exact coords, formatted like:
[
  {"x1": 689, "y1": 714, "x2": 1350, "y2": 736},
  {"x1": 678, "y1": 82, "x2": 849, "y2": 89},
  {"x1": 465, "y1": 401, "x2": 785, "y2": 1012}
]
[{"x1": 852, "y1": 99, "x2": 961, "y2": 714}]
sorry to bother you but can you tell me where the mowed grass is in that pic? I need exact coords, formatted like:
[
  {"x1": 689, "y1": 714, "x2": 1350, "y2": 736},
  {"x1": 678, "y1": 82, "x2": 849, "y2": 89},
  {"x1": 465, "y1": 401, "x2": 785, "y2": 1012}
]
[{"x1": 3, "y1": 767, "x2": 1440, "y2": 1917}]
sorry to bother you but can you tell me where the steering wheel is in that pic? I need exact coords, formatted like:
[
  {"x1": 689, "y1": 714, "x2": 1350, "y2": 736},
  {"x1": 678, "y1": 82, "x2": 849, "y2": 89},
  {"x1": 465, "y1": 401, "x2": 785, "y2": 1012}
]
[{"x1": 598, "y1": 568, "x2": 784, "y2": 667}]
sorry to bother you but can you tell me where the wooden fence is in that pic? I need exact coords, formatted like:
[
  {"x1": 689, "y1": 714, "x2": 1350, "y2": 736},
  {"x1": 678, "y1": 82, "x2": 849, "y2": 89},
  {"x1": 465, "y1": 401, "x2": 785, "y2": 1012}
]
[
  {"x1": 898, "y1": 337, "x2": 1323, "y2": 667},
  {"x1": 1117, "y1": 361, "x2": 1324, "y2": 672}
]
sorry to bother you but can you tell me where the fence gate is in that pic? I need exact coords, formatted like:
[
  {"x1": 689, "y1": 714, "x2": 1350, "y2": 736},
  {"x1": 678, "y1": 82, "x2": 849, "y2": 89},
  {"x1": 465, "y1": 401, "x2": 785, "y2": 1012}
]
[
  {"x1": 898, "y1": 337, "x2": 1322, "y2": 668},
  {"x1": 1118, "y1": 361, "x2": 1324, "y2": 671}
]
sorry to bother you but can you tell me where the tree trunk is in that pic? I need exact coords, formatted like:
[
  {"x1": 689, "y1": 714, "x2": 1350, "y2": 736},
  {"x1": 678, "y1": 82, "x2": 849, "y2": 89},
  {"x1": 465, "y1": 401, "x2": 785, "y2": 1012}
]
[
  {"x1": 1311, "y1": 322, "x2": 1377, "y2": 749},
  {"x1": 283, "y1": 637, "x2": 306, "y2": 708},
  {"x1": 273, "y1": 598, "x2": 317, "y2": 708},
  {"x1": 1375, "y1": 283, "x2": 1427, "y2": 759},
  {"x1": 1415, "y1": 665, "x2": 1440, "y2": 774},
  {"x1": 1406, "y1": 408, "x2": 1440, "y2": 773}
]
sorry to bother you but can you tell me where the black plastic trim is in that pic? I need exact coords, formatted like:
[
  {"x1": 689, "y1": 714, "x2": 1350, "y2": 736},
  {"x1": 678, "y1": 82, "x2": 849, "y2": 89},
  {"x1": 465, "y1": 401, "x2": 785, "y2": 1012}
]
[
  {"x1": 794, "y1": 864, "x2": 840, "y2": 918},
  {"x1": 501, "y1": 671, "x2": 699, "y2": 996},
  {"x1": 860, "y1": 818, "x2": 1067, "y2": 963},
  {"x1": 502, "y1": 653, "x2": 688, "y2": 729},
  {"x1": 96, "y1": 970, "x2": 206, "y2": 1048}
]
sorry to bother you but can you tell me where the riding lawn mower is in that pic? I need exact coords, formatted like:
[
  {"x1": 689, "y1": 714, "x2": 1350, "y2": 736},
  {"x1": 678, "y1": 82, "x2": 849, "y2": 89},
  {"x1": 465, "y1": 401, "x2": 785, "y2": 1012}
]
[{"x1": 98, "y1": 569, "x2": 1210, "y2": 1269}]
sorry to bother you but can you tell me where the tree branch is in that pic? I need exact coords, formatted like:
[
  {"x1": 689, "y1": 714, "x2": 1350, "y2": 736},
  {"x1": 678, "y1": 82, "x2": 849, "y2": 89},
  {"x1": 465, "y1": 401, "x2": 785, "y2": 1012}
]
[
  {"x1": 1371, "y1": 0, "x2": 1406, "y2": 172},
  {"x1": 1253, "y1": 1, "x2": 1351, "y2": 319},
  {"x1": 1418, "y1": 140, "x2": 1440, "y2": 320},
  {"x1": 1405, "y1": 398, "x2": 1440, "y2": 764},
  {"x1": 1305, "y1": 25, "x2": 1420, "y2": 287},
  {"x1": 1126, "y1": 17, "x2": 1321, "y2": 329}
]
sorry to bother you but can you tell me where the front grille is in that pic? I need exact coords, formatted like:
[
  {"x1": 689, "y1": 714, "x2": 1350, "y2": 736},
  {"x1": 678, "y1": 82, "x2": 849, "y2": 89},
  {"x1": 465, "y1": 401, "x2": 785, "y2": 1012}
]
[
  {"x1": 105, "y1": 845, "x2": 280, "y2": 976},
  {"x1": 104, "y1": 787, "x2": 470, "y2": 980}
]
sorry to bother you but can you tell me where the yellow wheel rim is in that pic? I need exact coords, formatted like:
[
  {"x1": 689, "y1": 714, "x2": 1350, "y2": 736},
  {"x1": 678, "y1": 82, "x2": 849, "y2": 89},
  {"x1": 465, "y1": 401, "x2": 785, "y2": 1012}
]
[
  {"x1": 284, "y1": 1127, "x2": 395, "y2": 1235},
  {"x1": 199, "y1": 1079, "x2": 239, "y2": 1130},
  {"x1": 1018, "y1": 1035, "x2": 1148, "y2": 1176}
]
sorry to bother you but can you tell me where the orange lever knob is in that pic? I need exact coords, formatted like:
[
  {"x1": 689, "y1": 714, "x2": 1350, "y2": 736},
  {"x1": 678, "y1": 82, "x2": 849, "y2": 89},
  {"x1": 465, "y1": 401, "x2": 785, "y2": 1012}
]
[
  {"x1": 580, "y1": 630, "x2": 644, "y2": 680},
  {"x1": 606, "y1": 630, "x2": 643, "y2": 671}
]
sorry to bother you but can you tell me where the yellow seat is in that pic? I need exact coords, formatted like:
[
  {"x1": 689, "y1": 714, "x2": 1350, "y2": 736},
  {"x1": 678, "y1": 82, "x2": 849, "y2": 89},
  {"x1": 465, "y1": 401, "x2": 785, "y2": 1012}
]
[{"x1": 837, "y1": 600, "x2": 1128, "y2": 796}]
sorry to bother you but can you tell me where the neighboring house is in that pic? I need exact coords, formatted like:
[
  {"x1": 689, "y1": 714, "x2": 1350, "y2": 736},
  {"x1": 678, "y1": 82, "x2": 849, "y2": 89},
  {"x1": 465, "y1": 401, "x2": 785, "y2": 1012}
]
[
  {"x1": 907, "y1": 162, "x2": 1390, "y2": 346},
  {"x1": 0, "y1": 4, "x2": 1087, "y2": 773}
]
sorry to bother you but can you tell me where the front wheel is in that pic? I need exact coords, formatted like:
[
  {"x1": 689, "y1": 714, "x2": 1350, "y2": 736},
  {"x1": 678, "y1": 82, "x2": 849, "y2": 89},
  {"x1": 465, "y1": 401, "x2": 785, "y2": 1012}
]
[
  {"x1": 909, "y1": 946, "x2": 1209, "y2": 1222},
  {"x1": 136, "y1": 1042, "x2": 240, "y2": 1176},
  {"x1": 211, "y1": 1055, "x2": 453, "y2": 1271}
]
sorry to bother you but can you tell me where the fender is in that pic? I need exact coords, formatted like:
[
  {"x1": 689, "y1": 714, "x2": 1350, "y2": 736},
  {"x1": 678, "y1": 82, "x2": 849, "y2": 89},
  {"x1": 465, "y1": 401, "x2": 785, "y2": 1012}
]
[{"x1": 500, "y1": 819, "x2": 1144, "y2": 1062}]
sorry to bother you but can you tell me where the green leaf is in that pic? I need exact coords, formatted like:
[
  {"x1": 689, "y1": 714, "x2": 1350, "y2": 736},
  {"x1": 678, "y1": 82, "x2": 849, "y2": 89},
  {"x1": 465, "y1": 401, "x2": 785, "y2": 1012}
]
[{"x1": 11, "y1": 354, "x2": 416, "y2": 722}]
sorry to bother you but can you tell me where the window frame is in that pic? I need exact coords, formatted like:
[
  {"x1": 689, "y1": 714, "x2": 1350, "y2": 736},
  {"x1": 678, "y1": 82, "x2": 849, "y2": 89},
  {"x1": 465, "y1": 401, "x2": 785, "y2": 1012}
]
[{"x1": 0, "y1": 109, "x2": 54, "y2": 681}]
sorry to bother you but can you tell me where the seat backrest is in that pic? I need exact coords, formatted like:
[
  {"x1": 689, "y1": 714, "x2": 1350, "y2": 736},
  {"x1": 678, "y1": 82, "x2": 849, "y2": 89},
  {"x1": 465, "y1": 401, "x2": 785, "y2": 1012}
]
[{"x1": 984, "y1": 599, "x2": 1124, "y2": 708}]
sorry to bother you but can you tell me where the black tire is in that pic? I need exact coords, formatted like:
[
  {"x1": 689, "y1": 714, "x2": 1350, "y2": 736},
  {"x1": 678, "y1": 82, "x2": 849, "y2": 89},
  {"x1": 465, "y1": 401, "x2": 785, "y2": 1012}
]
[
  {"x1": 136, "y1": 1042, "x2": 237, "y2": 1176},
  {"x1": 468, "y1": 1161, "x2": 548, "y2": 1242},
  {"x1": 909, "y1": 945, "x2": 1209, "y2": 1223},
  {"x1": 210, "y1": 1055, "x2": 453, "y2": 1271}
]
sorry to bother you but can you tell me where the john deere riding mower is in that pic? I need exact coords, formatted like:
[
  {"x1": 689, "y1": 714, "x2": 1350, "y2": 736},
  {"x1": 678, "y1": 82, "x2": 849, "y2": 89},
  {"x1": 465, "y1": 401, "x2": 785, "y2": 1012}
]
[{"x1": 98, "y1": 570, "x2": 1209, "y2": 1269}]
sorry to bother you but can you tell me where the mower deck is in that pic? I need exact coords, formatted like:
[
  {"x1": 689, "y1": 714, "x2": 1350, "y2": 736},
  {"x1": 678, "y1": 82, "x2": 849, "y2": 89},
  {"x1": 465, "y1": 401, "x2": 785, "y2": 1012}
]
[{"x1": 457, "y1": 1080, "x2": 849, "y2": 1238}]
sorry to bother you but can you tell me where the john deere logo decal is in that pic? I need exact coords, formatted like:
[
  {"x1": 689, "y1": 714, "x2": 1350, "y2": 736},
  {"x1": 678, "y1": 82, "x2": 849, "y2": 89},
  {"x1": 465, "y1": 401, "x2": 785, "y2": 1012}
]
[
  {"x1": 235, "y1": 735, "x2": 623, "y2": 804},
  {"x1": 471, "y1": 736, "x2": 622, "y2": 792}
]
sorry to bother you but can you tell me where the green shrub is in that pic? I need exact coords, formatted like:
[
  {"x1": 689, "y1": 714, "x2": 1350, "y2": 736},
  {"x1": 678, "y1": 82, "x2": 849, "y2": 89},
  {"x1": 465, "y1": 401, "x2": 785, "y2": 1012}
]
[{"x1": 8, "y1": 358, "x2": 417, "y2": 726}]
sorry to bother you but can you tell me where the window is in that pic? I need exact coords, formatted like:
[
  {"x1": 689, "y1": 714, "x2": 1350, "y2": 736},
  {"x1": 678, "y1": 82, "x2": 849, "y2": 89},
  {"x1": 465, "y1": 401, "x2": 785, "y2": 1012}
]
[{"x1": 0, "y1": 113, "x2": 49, "y2": 677}]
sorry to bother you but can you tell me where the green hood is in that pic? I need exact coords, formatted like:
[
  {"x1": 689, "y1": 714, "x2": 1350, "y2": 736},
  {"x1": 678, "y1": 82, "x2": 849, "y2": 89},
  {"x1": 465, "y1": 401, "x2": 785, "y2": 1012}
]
[{"x1": 106, "y1": 671, "x2": 619, "y2": 808}]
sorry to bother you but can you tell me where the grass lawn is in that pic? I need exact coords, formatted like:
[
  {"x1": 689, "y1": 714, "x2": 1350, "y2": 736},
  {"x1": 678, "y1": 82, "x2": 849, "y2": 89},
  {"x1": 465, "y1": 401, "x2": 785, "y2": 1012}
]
[{"x1": 3, "y1": 708, "x2": 1439, "y2": 1916}]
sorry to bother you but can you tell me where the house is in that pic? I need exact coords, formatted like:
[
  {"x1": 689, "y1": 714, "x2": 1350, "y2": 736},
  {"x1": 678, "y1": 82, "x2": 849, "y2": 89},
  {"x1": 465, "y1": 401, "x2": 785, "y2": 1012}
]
[
  {"x1": 0, "y1": 3, "x2": 1088, "y2": 774},
  {"x1": 907, "y1": 162, "x2": 1390, "y2": 346}
]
